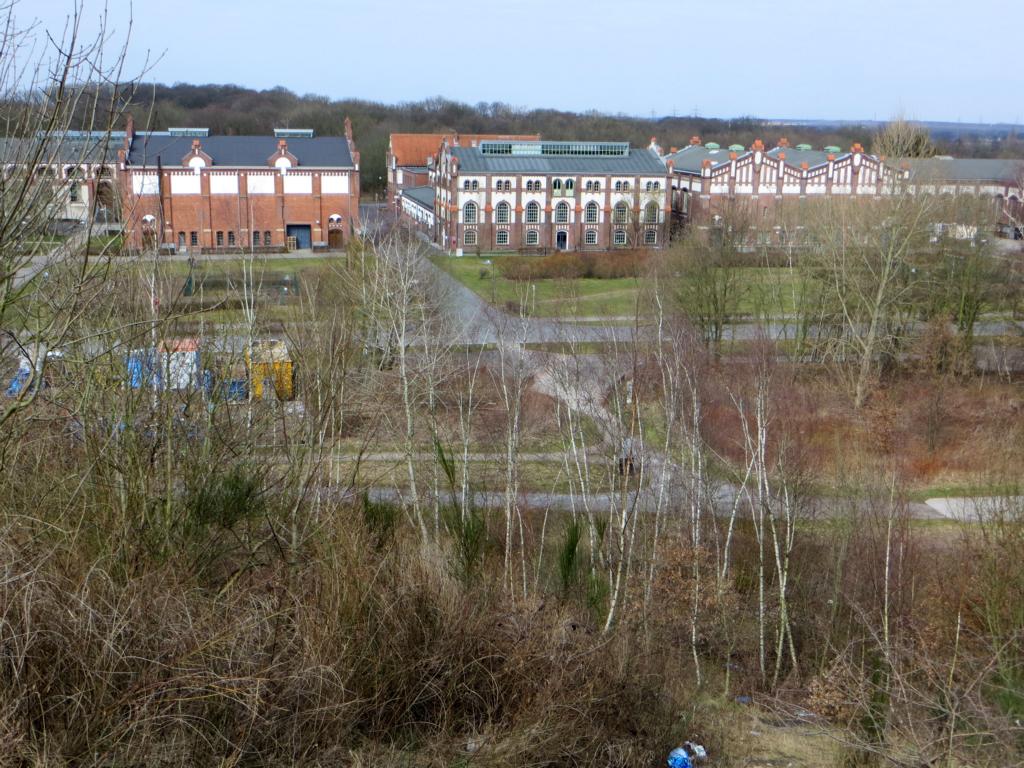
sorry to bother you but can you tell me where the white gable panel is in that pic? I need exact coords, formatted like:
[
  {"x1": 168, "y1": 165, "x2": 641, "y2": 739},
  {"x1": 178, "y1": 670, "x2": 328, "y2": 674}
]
[
  {"x1": 247, "y1": 175, "x2": 275, "y2": 194},
  {"x1": 322, "y1": 174, "x2": 350, "y2": 194},
  {"x1": 283, "y1": 174, "x2": 312, "y2": 194},
  {"x1": 132, "y1": 173, "x2": 159, "y2": 195},
  {"x1": 170, "y1": 174, "x2": 200, "y2": 195},
  {"x1": 210, "y1": 174, "x2": 239, "y2": 194}
]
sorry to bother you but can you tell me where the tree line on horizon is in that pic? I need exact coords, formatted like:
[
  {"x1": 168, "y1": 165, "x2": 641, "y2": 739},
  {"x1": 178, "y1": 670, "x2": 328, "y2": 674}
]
[{"x1": 107, "y1": 83, "x2": 1024, "y2": 194}]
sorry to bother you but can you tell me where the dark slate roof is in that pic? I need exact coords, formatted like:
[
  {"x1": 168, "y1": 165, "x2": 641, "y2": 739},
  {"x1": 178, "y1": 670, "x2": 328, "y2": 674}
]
[
  {"x1": 0, "y1": 135, "x2": 121, "y2": 165},
  {"x1": 127, "y1": 135, "x2": 354, "y2": 168},
  {"x1": 399, "y1": 165, "x2": 429, "y2": 173},
  {"x1": 402, "y1": 185, "x2": 435, "y2": 211},
  {"x1": 450, "y1": 145, "x2": 666, "y2": 175},
  {"x1": 767, "y1": 146, "x2": 834, "y2": 169},
  {"x1": 903, "y1": 158, "x2": 1023, "y2": 184},
  {"x1": 664, "y1": 145, "x2": 734, "y2": 173}
]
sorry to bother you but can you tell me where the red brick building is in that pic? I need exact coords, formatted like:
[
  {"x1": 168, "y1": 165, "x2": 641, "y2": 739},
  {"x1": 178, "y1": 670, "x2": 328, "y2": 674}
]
[
  {"x1": 119, "y1": 117, "x2": 360, "y2": 253},
  {"x1": 429, "y1": 138, "x2": 670, "y2": 253},
  {"x1": 666, "y1": 137, "x2": 1023, "y2": 235},
  {"x1": 387, "y1": 132, "x2": 538, "y2": 206}
]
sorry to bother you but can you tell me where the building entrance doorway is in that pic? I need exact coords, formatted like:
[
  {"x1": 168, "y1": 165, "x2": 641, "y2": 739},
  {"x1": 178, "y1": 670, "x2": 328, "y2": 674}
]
[
  {"x1": 286, "y1": 224, "x2": 312, "y2": 250},
  {"x1": 555, "y1": 230, "x2": 568, "y2": 250},
  {"x1": 328, "y1": 229, "x2": 344, "y2": 249}
]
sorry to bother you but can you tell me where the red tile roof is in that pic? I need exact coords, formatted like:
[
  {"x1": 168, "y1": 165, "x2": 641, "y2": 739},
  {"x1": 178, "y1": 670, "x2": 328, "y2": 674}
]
[{"x1": 389, "y1": 133, "x2": 539, "y2": 167}]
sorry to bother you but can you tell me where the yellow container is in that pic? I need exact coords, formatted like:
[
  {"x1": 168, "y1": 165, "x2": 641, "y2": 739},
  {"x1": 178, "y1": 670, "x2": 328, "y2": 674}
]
[{"x1": 247, "y1": 341, "x2": 295, "y2": 401}]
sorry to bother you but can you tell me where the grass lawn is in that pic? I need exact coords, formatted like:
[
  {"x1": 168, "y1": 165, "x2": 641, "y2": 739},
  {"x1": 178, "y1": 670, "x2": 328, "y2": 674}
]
[
  {"x1": 435, "y1": 254, "x2": 819, "y2": 320},
  {"x1": 435, "y1": 255, "x2": 647, "y2": 318},
  {"x1": 87, "y1": 233, "x2": 123, "y2": 255}
]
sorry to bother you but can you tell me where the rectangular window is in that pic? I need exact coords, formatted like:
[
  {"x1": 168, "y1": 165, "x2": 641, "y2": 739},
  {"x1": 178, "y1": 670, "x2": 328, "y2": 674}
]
[
  {"x1": 464, "y1": 230, "x2": 477, "y2": 246},
  {"x1": 190, "y1": 231, "x2": 198, "y2": 246},
  {"x1": 228, "y1": 231, "x2": 236, "y2": 246},
  {"x1": 526, "y1": 230, "x2": 539, "y2": 246},
  {"x1": 68, "y1": 184, "x2": 79, "y2": 202},
  {"x1": 585, "y1": 230, "x2": 598, "y2": 245},
  {"x1": 216, "y1": 231, "x2": 224, "y2": 246},
  {"x1": 613, "y1": 230, "x2": 627, "y2": 246},
  {"x1": 496, "y1": 230, "x2": 509, "y2": 246},
  {"x1": 264, "y1": 231, "x2": 272, "y2": 246},
  {"x1": 253, "y1": 231, "x2": 260, "y2": 247}
]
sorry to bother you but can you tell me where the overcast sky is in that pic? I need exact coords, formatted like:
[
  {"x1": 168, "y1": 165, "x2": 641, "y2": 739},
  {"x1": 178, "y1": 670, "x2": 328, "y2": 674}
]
[{"x1": 26, "y1": 0, "x2": 1024, "y2": 124}]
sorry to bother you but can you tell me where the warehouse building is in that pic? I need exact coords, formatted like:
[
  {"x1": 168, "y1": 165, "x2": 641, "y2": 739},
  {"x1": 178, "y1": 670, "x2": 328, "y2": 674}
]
[{"x1": 119, "y1": 117, "x2": 360, "y2": 253}]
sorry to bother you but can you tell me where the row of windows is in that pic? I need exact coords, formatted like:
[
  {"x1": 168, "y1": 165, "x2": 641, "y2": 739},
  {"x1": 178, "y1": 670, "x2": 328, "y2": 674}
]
[
  {"x1": 460, "y1": 178, "x2": 663, "y2": 193},
  {"x1": 176, "y1": 231, "x2": 274, "y2": 247},
  {"x1": 464, "y1": 229, "x2": 658, "y2": 246},
  {"x1": 463, "y1": 200, "x2": 660, "y2": 224}
]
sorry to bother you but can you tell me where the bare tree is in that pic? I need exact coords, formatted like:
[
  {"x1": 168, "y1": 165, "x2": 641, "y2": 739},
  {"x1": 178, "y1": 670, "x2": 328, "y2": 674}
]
[{"x1": 0, "y1": 3, "x2": 143, "y2": 429}]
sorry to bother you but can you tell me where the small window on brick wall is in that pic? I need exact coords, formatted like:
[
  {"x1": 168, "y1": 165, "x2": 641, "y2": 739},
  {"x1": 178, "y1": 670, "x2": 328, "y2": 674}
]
[
  {"x1": 496, "y1": 230, "x2": 509, "y2": 246},
  {"x1": 216, "y1": 231, "x2": 224, "y2": 246},
  {"x1": 228, "y1": 231, "x2": 236, "y2": 246},
  {"x1": 464, "y1": 230, "x2": 477, "y2": 246},
  {"x1": 253, "y1": 231, "x2": 260, "y2": 247},
  {"x1": 190, "y1": 231, "x2": 198, "y2": 246},
  {"x1": 585, "y1": 229, "x2": 598, "y2": 245},
  {"x1": 525, "y1": 230, "x2": 539, "y2": 246},
  {"x1": 264, "y1": 231, "x2": 272, "y2": 246}
]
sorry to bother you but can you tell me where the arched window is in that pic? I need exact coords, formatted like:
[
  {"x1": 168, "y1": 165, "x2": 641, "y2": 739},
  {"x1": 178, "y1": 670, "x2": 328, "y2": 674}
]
[
  {"x1": 614, "y1": 181, "x2": 622, "y2": 191},
  {"x1": 141, "y1": 214, "x2": 156, "y2": 226},
  {"x1": 644, "y1": 230, "x2": 658, "y2": 245},
  {"x1": 471, "y1": 180, "x2": 479, "y2": 190},
  {"x1": 178, "y1": 232, "x2": 186, "y2": 248},
  {"x1": 653, "y1": 181, "x2": 661, "y2": 190},
  {"x1": 328, "y1": 213, "x2": 342, "y2": 224},
  {"x1": 585, "y1": 181, "x2": 593, "y2": 191},
  {"x1": 526, "y1": 180, "x2": 534, "y2": 191},
  {"x1": 228, "y1": 231, "x2": 236, "y2": 246},
  {"x1": 623, "y1": 181, "x2": 631, "y2": 190},
  {"x1": 496, "y1": 230, "x2": 510, "y2": 246},
  {"x1": 464, "y1": 201, "x2": 478, "y2": 224},
  {"x1": 504, "y1": 180, "x2": 511, "y2": 191},
  {"x1": 463, "y1": 180, "x2": 471, "y2": 190},
  {"x1": 613, "y1": 202, "x2": 629, "y2": 224},
  {"x1": 593, "y1": 181, "x2": 601, "y2": 191},
  {"x1": 644, "y1": 202, "x2": 659, "y2": 224},
  {"x1": 464, "y1": 230, "x2": 477, "y2": 246},
  {"x1": 525, "y1": 201, "x2": 540, "y2": 223},
  {"x1": 552, "y1": 179, "x2": 562, "y2": 191},
  {"x1": 252, "y1": 231, "x2": 260, "y2": 247},
  {"x1": 264, "y1": 231, "x2": 272, "y2": 246},
  {"x1": 564, "y1": 179, "x2": 574, "y2": 192},
  {"x1": 555, "y1": 201, "x2": 570, "y2": 223},
  {"x1": 585, "y1": 229, "x2": 598, "y2": 245},
  {"x1": 496, "y1": 201, "x2": 511, "y2": 224},
  {"x1": 646, "y1": 181, "x2": 653, "y2": 192},
  {"x1": 525, "y1": 230, "x2": 540, "y2": 246},
  {"x1": 614, "y1": 230, "x2": 627, "y2": 246},
  {"x1": 584, "y1": 201, "x2": 599, "y2": 223}
]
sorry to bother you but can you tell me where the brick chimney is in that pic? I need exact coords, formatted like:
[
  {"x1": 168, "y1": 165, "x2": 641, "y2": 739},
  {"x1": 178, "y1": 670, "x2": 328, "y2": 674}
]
[
  {"x1": 752, "y1": 139, "x2": 765, "y2": 152},
  {"x1": 777, "y1": 136, "x2": 789, "y2": 148},
  {"x1": 851, "y1": 142, "x2": 864, "y2": 154},
  {"x1": 690, "y1": 136, "x2": 701, "y2": 145}
]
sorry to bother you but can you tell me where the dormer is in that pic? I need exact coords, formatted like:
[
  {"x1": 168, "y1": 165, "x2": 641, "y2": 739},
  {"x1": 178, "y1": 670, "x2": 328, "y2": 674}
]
[
  {"x1": 269, "y1": 139, "x2": 298, "y2": 170},
  {"x1": 182, "y1": 139, "x2": 212, "y2": 171}
]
